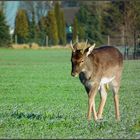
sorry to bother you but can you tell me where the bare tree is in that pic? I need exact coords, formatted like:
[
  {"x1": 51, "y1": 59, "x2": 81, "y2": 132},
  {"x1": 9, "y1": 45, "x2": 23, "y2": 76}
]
[
  {"x1": 36, "y1": 1, "x2": 52, "y2": 21},
  {"x1": 19, "y1": 1, "x2": 52, "y2": 22},
  {"x1": 0, "y1": 1, "x2": 5, "y2": 9},
  {"x1": 19, "y1": 1, "x2": 36, "y2": 22}
]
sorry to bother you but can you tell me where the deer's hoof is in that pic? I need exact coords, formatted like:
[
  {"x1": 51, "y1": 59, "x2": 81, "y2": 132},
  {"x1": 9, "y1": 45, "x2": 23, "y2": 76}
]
[
  {"x1": 116, "y1": 118, "x2": 121, "y2": 122},
  {"x1": 95, "y1": 118, "x2": 104, "y2": 123}
]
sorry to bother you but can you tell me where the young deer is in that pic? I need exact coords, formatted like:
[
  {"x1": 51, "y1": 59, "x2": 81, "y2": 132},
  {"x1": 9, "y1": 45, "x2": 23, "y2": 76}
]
[{"x1": 70, "y1": 41, "x2": 123, "y2": 122}]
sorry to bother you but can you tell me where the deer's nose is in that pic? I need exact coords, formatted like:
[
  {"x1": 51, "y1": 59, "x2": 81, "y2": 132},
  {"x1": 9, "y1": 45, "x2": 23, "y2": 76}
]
[
  {"x1": 71, "y1": 72, "x2": 75, "y2": 77},
  {"x1": 71, "y1": 72, "x2": 78, "y2": 77}
]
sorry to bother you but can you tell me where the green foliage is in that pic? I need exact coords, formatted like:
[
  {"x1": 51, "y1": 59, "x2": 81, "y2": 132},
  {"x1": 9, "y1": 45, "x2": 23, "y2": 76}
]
[
  {"x1": 72, "y1": 16, "x2": 85, "y2": 42},
  {"x1": 75, "y1": 1, "x2": 140, "y2": 46},
  {"x1": 126, "y1": 1, "x2": 140, "y2": 31},
  {"x1": 47, "y1": 10, "x2": 59, "y2": 45},
  {"x1": 101, "y1": 1, "x2": 124, "y2": 35},
  {"x1": 76, "y1": 3, "x2": 102, "y2": 44},
  {"x1": 76, "y1": 4, "x2": 89, "y2": 24},
  {"x1": 54, "y1": 2, "x2": 66, "y2": 45},
  {"x1": 101, "y1": 1, "x2": 140, "y2": 35},
  {"x1": 0, "y1": 9, "x2": 10, "y2": 47},
  {"x1": 78, "y1": 25, "x2": 85, "y2": 41},
  {"x1": 9, "y1": 1, "x2": 140, "y2": 46},
  {"x1": 72, "y1": 17, "x2": 78, "y2": 42},
  {"x1": 0, "y1": 48, "x2": 140, "y2": 138},
  {"x1": 60, "y1": 10, "x2": 66, "y2": 45},
  {"x1": 28, "y1": 9, "x2": 36, "y2": 43},
  {"x1": 15, "y1": 9, "x2": 29, "y2": 44},
  {"x1": 54, "y1": 2, "x2": 61, "y2": 44},
  {"x1": 36, "y1": 16, "x2": 48, "y2": 46}
]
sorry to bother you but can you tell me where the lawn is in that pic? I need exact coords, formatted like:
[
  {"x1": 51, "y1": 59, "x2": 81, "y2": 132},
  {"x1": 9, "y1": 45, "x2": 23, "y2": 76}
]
[{"x1": 0, "y1": 48, "x2": 140, "y2": 139}]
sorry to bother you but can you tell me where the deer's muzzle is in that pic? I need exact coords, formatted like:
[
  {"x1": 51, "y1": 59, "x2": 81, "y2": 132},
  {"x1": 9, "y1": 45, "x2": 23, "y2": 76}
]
[{"x1": 71, "y1": 72, "x2": 79, "y2": 77}]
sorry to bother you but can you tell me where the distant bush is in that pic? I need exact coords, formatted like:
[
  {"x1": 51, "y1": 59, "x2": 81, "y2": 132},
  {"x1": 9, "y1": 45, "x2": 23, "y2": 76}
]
[
  {"x1": 11, "y1": 43, "x2": 40, "y2": 49},
  {"x1": 30, "y1": 43, "x2": 40, "y2": 49},
  {"x1": 12, "y1": 44, "x2": 30, "y2": 49}
]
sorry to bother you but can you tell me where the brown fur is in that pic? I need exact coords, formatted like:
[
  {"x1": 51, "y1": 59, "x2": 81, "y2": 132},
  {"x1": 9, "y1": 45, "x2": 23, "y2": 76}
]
[{"x1": 70, "y1": 43, "x2": 123, "y2": 122}]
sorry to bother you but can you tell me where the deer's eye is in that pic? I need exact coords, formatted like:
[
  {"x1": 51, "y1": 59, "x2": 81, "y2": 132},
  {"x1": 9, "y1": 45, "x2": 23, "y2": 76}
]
[{"x1": 81, "y1": 60, "x2": 84, "y2": 63}]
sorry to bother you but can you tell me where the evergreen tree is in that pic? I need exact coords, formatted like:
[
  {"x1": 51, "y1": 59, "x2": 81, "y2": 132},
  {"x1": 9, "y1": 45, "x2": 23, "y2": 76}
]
[
  {"x1": 101, "y1": 1, "x2": 124, "y2": 36},
  {"x1": 78, "y1": 25, "x2": 85, "y2": 41},
  {"x1": 37, "y1": 16, "x2": 48, "y2": 46},
  {"x1": 0, "y1": 9, "x2": 10, "y2": 47},
  {"x1": 76, "y1": 3, "x2": 102, "y2": 45},
  {"x1": 54, "y1": 2, "x2": 67, "y2": 45},
  {"x1": 54, "y1": 2, "x2": 61, "y2": 44},
  {"x1": 47, "y1": 10, "x2": 59, "y2": 45},
  {"x1": 72, "y1": 17, "x2": 78, "y2": 42},
  {"x1": 60, "y1": 10, "x2": 66, "y2": 45},
  {"x1": 72, "y1": 16, "x2": 85, "y2": 42},
  {"x1": 29, "y1": 8, "x2": 36, "y2": 43},
  {"x1": 15, "y1": 9, "x2": 29, "y2": 44}
]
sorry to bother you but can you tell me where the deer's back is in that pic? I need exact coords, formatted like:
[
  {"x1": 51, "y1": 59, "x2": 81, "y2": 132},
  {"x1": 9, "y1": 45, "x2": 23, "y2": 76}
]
[{"x1": 90, "y1": 46, "x2": 123, "y2": 69}]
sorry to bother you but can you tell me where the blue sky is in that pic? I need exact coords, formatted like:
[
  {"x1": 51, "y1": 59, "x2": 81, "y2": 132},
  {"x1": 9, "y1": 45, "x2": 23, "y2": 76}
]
[{"x1": 5, "y1": 1, "x2": 19, "y2": 29}]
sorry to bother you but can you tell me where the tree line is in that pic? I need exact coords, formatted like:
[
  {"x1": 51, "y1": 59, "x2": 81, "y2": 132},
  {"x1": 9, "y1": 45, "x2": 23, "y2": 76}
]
[
  {"x1": 14, "y1": 1, "x2": 66, "y2": 46},
  {"x1": 0, "y1": 2, "x2": 10, "y2": 47},
  {"x1": 1, "y1": 1, "x2": 140, "y2": 52},
  {"x1": 73, "y1": 1, "x2": 140, "y2": 47}
]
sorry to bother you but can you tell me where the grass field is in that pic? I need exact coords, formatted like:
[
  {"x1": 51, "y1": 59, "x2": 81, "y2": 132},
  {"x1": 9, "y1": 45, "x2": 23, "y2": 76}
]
[{"x1": 0, "y1": 48, "x2": 140, "y2": 139}]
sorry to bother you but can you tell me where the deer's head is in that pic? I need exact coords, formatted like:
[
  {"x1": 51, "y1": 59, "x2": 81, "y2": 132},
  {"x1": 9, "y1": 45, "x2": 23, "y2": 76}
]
[{"x1": 70, "y1": 40, "x2": 96, "y2": 77}]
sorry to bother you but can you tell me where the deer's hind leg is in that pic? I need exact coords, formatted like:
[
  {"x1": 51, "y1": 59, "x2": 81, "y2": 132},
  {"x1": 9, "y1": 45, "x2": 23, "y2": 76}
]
[{"x1": 111, "y1": 77, "x2": 121, "y2": 121}]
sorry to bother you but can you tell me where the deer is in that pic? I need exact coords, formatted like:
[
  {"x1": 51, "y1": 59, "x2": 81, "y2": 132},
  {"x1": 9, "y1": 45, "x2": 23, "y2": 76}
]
[{"x1": 70, "y1": 41, "x2": 123, "y2": 122}]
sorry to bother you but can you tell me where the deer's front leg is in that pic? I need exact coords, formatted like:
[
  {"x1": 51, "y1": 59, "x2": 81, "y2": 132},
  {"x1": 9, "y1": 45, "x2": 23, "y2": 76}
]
[
  {"x1": 87, "y1": 82, "x2": 99, "y2": 121},
  {"x1": 97, "y1": 84, "x2": 107, "y2": 119}
]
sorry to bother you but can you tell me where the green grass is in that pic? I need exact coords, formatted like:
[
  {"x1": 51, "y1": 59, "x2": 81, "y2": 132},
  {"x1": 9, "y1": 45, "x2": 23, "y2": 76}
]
[{"x1": 0, "y1": 48, "x2": 140, "y2": 139}]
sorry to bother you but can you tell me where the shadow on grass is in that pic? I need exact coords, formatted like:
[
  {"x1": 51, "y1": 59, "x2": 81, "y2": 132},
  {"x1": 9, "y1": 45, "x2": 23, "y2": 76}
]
[
  {"x1": 11, "y1": 110, "x2": 65, "y2": 121},
  {"x1": 11, "y1": 111, "x2": 43, "y2": 120},
  {"x1": 11, "y1": 110, "x2": 119, "y2": 130},
  {"x1": 87, "y1": 119, "x2": 121, "y2": 133}
]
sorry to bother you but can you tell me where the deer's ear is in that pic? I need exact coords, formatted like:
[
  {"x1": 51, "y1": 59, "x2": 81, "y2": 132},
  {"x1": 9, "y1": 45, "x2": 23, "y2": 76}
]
[{"x1": 86, "y1": 43, "x2": 96, "y2": 56}]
